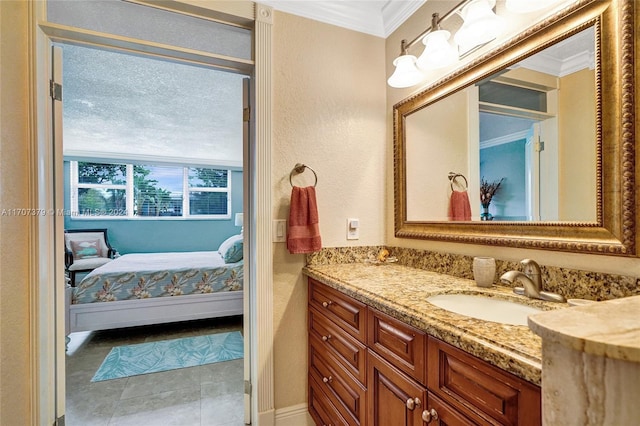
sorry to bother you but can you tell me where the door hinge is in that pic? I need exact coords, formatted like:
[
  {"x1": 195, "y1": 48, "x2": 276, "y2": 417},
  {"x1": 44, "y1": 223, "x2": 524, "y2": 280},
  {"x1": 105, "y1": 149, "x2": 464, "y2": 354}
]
[
  {"x1": 243, "y1": 107, "x2": 251, "y2": 122},
  {"x1": 50, "y1": 80, "x2": 62, "y2": 101},
  {"x1": 535, "y1": 140, "x2": 545, "y2": 153},
  {"x1": 54, "y1": 414, "x2": 65, "y2": 426},
  {"x1": 244, "y1": 380, "x2": 252, "y2": 395}
]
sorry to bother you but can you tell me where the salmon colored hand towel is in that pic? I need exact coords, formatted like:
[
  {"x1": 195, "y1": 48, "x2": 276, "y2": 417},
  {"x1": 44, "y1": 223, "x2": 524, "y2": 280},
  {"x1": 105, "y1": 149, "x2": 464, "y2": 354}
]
[
  {"x1": 448, "y1": 190, "x2": 472, "y2": 221},
  {"x1": 287, "y1": 186, "x2": 322, "y2": 254}
]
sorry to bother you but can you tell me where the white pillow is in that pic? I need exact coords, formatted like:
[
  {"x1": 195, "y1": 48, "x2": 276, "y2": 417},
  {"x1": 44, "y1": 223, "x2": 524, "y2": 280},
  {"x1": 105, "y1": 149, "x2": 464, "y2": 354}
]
[{"x1": 218, "y1": 234, "x2": 243, "y2": 263}]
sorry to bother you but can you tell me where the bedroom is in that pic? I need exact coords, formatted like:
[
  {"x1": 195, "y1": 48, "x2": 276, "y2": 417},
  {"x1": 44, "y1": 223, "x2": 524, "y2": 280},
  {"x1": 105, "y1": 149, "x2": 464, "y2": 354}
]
[{"x1": 54, "y1": 5, "x2": 250, "y2": 424}]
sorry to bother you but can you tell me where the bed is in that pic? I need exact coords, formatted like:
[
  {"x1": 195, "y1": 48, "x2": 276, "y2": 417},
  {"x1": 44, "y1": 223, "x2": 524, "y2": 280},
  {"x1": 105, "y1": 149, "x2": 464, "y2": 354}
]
[{"x1": 66, "y1": 248, "x2": 244, "y2": 333}]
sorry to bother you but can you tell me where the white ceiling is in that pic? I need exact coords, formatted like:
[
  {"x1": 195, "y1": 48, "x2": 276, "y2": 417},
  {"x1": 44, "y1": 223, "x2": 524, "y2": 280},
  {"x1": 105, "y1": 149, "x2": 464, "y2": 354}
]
[{"x1": 259, "y1": 0, "x2": 427, "y2": 38}]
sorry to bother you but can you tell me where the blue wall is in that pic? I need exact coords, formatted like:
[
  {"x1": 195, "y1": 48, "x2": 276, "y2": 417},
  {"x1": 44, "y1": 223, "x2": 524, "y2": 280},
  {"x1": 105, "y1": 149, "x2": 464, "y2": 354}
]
[
  {"x1": 63, "y1": 161, "x2": 243, "y2": 254},
  {"x1": 480, "y1": 140, "x2": 527, "y2": 220}
]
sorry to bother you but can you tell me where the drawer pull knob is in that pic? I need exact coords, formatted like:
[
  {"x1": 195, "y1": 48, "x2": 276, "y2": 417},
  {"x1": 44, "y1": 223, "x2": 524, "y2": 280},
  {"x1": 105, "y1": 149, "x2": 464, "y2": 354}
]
[
  {"x1": 421, "y1": 409, "x2": 439, "y2": 423},
  {"x1": 406, "y1": 397, "x2": 421, "y2": 410},
  {"x1": 322, "y1": 335, "x2": 332, "y2": 342},
  {"x1": 322, "y1": 301, "x2": 333, "y2": 308},
  {"x1": 322, "y1": 375, "x2": 333, "y2": 384}
]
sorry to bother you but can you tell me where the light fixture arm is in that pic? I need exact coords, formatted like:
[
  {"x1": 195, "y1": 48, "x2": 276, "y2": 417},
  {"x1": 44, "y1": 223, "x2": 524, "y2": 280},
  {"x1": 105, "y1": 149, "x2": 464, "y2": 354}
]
[
  {"x1": 431, "y1": 13, "x2": 441, "y2": 31},
  {"x1": 404, "y1": 0, "x2": 471, "y2": 51},
  {"x1": 399, "y1": 39, "x2": 409, "y2": 56}
]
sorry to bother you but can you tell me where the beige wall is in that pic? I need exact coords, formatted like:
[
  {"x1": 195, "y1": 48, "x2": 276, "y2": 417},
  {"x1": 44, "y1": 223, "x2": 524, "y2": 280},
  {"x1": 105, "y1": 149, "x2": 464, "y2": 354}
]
[
  {"x1": 386, "y1": 1, "x2": 640, "y2": 276},
  {"x1": 558, "y1": 68, "x2": 597, "y2": 220},
  {"x1": 271, "y1": 11, "x2": 386, "y2": 409},
  {"x1": 406, "y1": 89, "x2": 470, "y2": 221},
  {"x1": 0, "y1": 1, "x2": 34, "y2": 424}
]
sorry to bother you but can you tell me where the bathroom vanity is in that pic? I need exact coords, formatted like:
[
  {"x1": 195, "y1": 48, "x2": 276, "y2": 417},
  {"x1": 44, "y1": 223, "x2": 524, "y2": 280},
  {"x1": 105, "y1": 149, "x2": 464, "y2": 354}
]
[{"x1": 305, "y1": 263, "x2": 562, "y2": 425}]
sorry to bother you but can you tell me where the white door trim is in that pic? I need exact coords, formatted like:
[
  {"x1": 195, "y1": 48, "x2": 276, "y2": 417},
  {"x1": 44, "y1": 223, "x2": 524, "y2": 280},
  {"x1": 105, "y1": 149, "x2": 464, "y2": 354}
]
[{"x1": 254, "y1": 3, "x2": 275, "y2": 424}]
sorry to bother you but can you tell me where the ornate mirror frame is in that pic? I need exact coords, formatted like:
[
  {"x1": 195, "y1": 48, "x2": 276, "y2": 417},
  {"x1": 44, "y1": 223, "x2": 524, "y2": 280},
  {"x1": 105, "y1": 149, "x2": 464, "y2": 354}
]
[{"x1": 394, "y1": 0, "x2": 637, "y2": 256}]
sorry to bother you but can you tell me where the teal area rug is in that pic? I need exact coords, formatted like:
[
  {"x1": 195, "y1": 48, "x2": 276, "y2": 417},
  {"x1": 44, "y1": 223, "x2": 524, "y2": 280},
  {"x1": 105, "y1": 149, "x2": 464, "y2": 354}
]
[{"x1": 92, "y1": 331, "x2": 243, "y2": 382}]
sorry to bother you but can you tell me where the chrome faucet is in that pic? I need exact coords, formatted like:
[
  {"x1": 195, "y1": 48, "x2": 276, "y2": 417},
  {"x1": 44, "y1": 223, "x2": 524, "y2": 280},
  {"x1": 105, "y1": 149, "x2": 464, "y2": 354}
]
[{"x1": 500, "y1": 259, "x2": 566, "y2": 303}]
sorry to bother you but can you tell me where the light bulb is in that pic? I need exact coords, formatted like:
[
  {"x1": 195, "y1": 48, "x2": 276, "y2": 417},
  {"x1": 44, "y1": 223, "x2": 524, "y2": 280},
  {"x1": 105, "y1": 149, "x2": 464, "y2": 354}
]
[
  {"x1": 388, "y1": 54, "x2": 424, "y2": 88},
  {"x1": 454, "y1": 0, "x2": 505, "y2": 52},
  {"x1": 416, "y1": 30, "x2": 458, "y2": 70}
]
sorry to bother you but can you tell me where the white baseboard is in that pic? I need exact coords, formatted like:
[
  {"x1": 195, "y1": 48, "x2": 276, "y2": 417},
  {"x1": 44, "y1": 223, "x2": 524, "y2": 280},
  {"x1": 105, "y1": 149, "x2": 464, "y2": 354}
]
[{"x1": 275, "y1": 403, "x2": 313, "y2": 426}]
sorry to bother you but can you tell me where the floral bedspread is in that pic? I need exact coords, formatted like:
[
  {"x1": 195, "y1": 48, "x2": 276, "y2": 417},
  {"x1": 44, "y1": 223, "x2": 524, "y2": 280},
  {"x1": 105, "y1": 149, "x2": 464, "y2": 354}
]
[{"x1": 72, "y1": 251, "x2": 243, "y2": 304}]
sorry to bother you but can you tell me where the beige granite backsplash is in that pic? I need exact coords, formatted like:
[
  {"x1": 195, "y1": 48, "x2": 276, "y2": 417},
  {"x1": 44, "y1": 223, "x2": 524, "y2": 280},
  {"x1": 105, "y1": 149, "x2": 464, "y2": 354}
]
[{"x1": 307, "y1": 246, "x2": 639, "y2": 301}]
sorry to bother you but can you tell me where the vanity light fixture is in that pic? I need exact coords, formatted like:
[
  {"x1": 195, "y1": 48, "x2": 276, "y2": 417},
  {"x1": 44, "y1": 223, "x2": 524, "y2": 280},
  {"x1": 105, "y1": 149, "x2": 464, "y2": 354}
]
[{"x1": 388, "y1": 0, "x2": 567, "y2": 88}]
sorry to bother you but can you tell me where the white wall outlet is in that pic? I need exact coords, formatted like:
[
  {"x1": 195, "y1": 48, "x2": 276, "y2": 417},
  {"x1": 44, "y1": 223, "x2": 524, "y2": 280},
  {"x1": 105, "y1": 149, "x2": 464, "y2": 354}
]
[
  {"x1": 273, "y1": 219, "x2": 286, "y2": 243},
  {"x1": 347, "y1": 218, "x2": 360, "y2": 240}
]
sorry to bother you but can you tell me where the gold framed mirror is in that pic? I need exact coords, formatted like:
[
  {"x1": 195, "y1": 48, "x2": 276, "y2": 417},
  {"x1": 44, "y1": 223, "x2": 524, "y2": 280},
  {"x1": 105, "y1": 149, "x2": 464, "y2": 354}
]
[{"x1": 394, "y1": 0, "x2": 636, "y2": 256}]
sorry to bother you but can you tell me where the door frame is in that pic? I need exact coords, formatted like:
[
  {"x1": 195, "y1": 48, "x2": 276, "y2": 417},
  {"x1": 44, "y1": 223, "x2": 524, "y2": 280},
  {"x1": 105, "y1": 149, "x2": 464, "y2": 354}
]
[{"x1": 28, "y1": 1, "x2": 275, "y2": 424}]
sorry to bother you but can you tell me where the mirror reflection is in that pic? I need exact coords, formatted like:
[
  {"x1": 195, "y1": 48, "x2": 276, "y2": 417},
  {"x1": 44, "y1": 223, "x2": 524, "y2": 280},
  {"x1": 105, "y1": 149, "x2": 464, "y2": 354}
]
[{"x1": 405, "y1": 26, "x2": 596, "y2": 222}]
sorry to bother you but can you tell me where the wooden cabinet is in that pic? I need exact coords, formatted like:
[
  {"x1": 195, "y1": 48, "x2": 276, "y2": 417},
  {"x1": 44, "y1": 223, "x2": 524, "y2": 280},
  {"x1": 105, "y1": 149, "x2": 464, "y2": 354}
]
[{"x1": 308, "y1": 278, "x2": 541, "y2": 426}]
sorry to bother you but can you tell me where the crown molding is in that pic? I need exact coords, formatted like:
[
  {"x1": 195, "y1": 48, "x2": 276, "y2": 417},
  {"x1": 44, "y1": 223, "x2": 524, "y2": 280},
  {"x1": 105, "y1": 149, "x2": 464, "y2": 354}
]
[{"x1": 260, "y1": 0, "x2": 426, "y2": 38}]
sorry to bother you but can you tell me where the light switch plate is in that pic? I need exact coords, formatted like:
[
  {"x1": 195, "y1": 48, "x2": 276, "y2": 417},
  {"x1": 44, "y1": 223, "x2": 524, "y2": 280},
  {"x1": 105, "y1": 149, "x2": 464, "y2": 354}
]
[
  {"x1": 347, "y1": 218, "x2": 359, "y2": 240},
  {"x1": 273, "y1": 219, "x2": 286, "y2": 243}
]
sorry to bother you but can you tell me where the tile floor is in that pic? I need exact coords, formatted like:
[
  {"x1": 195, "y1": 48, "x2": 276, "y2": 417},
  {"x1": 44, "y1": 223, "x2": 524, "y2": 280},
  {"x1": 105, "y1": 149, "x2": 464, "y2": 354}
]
[{"x1": 65, "y1": 316, "x2": 245, "y2": 426}]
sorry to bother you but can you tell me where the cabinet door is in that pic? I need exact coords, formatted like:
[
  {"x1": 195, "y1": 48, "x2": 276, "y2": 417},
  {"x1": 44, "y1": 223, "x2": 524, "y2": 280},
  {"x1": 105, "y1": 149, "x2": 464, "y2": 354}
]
[{"x1": 367, "y1": 351, "x2": 426, "y2": 426}]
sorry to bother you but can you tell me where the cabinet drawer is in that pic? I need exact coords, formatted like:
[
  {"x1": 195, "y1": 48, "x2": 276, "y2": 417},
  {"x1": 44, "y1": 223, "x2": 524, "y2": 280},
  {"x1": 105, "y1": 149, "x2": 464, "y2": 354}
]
[
  {"x1": 309, "y1": 279, "x2": 367, "y2": 343},
  {"x1": 310, "y1": 306, "x2": 367, "y2": 385},
  {"x1": 309, "y1": 374, "x2": 350, "y2": 426},
  {"x1": 368, "y1": 308, "x2": 427, "y2": 386},
  {"x1": 310, "y1": 336, "x2": 366, "y2": 425},
  {"x1": 427, "y1": 337, "x2": 541, "y2": 426}
]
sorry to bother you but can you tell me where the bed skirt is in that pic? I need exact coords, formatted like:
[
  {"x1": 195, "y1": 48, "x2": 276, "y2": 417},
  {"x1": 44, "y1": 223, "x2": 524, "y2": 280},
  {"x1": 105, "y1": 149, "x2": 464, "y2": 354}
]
[{"x1": 67, "y1": 290, "x2": 243, "y2": 333}]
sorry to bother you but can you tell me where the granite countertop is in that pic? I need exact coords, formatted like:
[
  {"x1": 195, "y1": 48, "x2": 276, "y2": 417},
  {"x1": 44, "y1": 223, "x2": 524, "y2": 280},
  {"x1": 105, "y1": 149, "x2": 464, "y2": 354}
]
[
  {"x1": 304, "y1": 262, "x2": 569, "y2": 386},
  {"x1": 529, "y1": 295, "x2": 640, "y2": 362}
]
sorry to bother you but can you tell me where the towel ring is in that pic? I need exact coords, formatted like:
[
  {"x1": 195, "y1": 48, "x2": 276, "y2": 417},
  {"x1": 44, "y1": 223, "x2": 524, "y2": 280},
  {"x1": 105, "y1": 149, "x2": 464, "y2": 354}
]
[
  {"x1": 290, "y1": 163, "x2": 318, "y2": 187},
  {"x1": 448, "y1": 172, "x2": 468, "y2": 191}
]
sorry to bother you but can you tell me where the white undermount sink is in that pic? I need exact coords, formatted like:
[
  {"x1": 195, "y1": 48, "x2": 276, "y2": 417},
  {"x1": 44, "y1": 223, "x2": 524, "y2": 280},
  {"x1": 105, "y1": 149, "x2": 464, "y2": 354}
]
[{"x1": 426, "y1": 294, "x2": 542, "y2": 326}]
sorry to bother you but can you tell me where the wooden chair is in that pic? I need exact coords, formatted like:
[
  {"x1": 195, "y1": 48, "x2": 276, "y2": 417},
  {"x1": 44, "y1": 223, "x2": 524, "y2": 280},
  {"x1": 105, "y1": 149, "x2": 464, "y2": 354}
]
[{"x1": 64, "y1": 229, "x2": 116, "y2": 286}]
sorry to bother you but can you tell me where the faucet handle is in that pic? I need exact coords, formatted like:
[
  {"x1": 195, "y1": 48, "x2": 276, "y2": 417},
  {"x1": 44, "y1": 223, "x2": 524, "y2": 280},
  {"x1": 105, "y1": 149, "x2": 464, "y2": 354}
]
[
  {"x1": 520, "y1": 259, "x2": 543, "y2": 292},
  {"x1": 520, "y1": 259, "x2": 541, "y2": 274}
]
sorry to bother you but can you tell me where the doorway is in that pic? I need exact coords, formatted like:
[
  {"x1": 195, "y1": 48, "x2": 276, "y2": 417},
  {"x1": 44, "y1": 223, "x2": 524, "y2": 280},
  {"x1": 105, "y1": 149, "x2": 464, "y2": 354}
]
[
  {"x1": 55, "y1": 35, "x2": 251, "y2": 426},
  {"x1": 479, "y1": 112, "x2": 558, "y2": 221}
]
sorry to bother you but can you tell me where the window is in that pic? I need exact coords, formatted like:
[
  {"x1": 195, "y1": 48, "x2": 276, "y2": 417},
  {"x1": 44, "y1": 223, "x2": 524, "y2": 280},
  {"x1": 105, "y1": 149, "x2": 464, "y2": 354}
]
[
  {"x1": 478, "y1": 81, "x2": 548, "y2": 112},
  {"x1": 70, "y1": 161, "x2": 230, "y2": 219}
]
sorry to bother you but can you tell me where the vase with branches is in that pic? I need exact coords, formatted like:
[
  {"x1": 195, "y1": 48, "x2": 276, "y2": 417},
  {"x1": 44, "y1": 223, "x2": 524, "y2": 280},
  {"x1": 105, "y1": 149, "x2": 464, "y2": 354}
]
[{"x1": 479, "y1": 177, "x2": 503, "y2": 221}]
